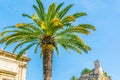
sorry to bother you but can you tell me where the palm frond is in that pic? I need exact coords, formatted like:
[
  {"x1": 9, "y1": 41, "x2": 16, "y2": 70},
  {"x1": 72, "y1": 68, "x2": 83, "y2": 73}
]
[
  {"x1": 54, "y1": 26, "x2": 90, "y2": 37},
  {"x1": 36, "y1": 0, "x2": 45, "y2": 20},
  {"x1": 66, "y1": 45, "x2": 82, "y2": 54},
  {"x1": 73, "y1": 12, "x2": 87, "y2": 18},
  {"x1": 33, "y1": 5, "x2": 41, "y2": 19},
  {"x1": 22, "y1": 14, "x2": 32, "y2": 19},
  {"x1": 0, "y1": 30, "x2": 10, "y2": 37},
  {"x1": 34, "y1": 42, "x2": 40, "y2": 54},
  {"x1": 13, "y1": 40, "x2": 36, "y2": 53},
  {"x1": 61, "y1": 15, "x2": 75, "y2": 25},
  {"x1": 54, "y1": 44, "x2": 59, "y2": 56},
  {"x1": 55, "y1": 34, "x2": 90, "y2": 53},
  {"x1": 55, "y1": 2, "x2": 64, "y2": 13},
  {"x1": 47, "y1": 3, "x2": 56, "y2": 21},
  {"x1": 17, "y1": 42, "x2": 37, "y2": 59},
  {"x1": 78, "y1": 24, "x2": 96, "y2": 31},
  {"x1": 55, "y1": 38, "x2": 71, "y2": 54},
  {"x1": 60, "y1": 43, "x2": 70, "y2": 54},
  {"x1": 5, "y1": 36, "x2": 24, "y2": 46},
  {"x1": 3, "y1": 26, "x2": 15, "y2": 30},
  {"x1": 22, "y1": 13, "x2": 41, "y2": 26},
  {"x1": 0, "y1": 0, "x2": 95, "y2": 58},
  {"x1": 0, "y1": 30, "x2": 38, "y2": 45},
  {"x1": 16, "y1": 23, "x2": 44, "y2": 34},
  {"x1": 16, "y1": 26, "x2": 36, "y2": 33},
  {"x1": 58, "y1": 4, "x2": 73, "y2": 19}
]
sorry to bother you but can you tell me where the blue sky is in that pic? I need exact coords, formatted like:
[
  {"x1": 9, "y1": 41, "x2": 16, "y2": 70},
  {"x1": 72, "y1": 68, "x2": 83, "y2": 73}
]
[{"x1": 0, "y1": 0, "x2": 120, "y2": 80}]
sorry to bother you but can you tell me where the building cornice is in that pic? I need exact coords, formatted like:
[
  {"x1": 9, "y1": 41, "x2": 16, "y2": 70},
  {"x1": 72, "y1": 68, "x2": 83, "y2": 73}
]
[
  {"x1": 0, "y1": 49, "x2": 31, "y2": 62},
  {"x1": 0, "y1": 69, "x2": 17, "y2": 76}
]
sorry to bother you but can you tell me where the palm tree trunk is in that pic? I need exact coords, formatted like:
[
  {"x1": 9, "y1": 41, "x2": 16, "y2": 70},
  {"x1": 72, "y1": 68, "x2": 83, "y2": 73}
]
[{"x1": 42, "y1": 44, "x2": 54, "y2": 80}]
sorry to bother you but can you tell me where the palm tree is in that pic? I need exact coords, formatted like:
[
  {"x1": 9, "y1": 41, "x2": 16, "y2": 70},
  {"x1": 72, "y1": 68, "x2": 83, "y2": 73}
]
[{"x1": 0, "y1": 0, "x2": 95, "y2": 80}]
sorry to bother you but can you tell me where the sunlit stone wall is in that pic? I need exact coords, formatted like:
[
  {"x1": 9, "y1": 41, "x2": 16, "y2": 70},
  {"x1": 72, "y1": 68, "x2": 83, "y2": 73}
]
[{"x1": 0, "y1": 49, "x2": 30, "y2": 80}]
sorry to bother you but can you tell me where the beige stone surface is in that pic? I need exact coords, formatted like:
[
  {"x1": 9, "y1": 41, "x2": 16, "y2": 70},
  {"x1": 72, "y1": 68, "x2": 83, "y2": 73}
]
[
  {"x1": 78, "y1": 60, "x2": 111, "y2": 80},
  {"x1": 0, "y1": 49, "x2": 30, "y2": 80}
]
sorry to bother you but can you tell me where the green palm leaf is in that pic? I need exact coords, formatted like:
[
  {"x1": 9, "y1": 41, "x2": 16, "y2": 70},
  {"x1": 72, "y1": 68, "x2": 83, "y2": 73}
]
[
  {"x1": 78, "y1": 24, "x2": 96, "y2": 31},
  {"x1": 58, "y1": 4, "x2": 73, "y2": 19},
  {"x1": 0, "y1": 1, "x2": 95, "y2": 80},
  {"x1": 54, "y1": 26, "x2": 91, "y2": 37},
  {"x1": 55, "y1": 2, "x2": 64, "y2": 13},
  {"x1": 36, "y1": 0, "x2": 45, "y2": 20},
  {"x1": 73, "y1": 12, "x2": 87, "y2": 18},
  {"x1": 54, "y1": 44, "x2": 59, "y2": 56},
  {"x1": 22, "y1": 14, "x2": 32, "y2": 19},
  {"x1": 17, "y1": 42, "x2": 37, "y2": 59},
  {"x1": 34, "y1": 42, "x2": 40, "y2": 54},
  {"x1": 47, "y1": 3, "x2": 56, "y2": 21}
]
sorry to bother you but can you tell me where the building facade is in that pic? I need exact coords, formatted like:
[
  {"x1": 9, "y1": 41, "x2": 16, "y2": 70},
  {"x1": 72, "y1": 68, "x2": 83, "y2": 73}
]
[{"x1": 0, "y1": 49, "x2": 30, "y2": 80}]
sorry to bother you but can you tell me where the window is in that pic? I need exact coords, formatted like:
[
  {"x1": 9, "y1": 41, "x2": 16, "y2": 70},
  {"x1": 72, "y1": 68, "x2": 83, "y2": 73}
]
[
  {"x1": 2, "y1": 78, "x2": 12, "y2": 80},
  {"x1": 1, "y1": 76, "x2": 14, "y2": 80}
]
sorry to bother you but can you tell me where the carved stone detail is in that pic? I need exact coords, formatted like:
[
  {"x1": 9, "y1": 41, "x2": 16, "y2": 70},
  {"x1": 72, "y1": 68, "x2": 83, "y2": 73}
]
[{"x1": 0, "y1": 50, "x2": 30, "y2": 80}]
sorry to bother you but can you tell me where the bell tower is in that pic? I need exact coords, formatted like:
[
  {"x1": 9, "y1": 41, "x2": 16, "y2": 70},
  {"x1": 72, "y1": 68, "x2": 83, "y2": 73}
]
[
  {"x1": 94, "y1": 60, "x2": 103, "y2": 75},
  {"x1": 94, "y1": 60, "x2": 101, "y2": 68}
]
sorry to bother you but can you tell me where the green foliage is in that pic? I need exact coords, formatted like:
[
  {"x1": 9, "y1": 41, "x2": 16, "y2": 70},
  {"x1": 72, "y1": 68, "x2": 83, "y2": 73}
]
[
  {"x1": 81, "y1": 68, "x2": 90, "y2": 75},
  {"x1": 70, "y1": 76, "x2": 77, "y2": 80},
  {"x1": 104, "y1": 72, "x2": 108, "y2": 77},
  {"x1": 0, "y1": 0, "x2": 95, "y2": 59},
  {"x1": 73, "y1": 12, "x2": 87, "y2": 18},
  {"x1": 103, "y1": 71, "x2": 111, "y2": 79},
  {"x1": 57, "y1": 4, "x2": 73, "y2": 19}
]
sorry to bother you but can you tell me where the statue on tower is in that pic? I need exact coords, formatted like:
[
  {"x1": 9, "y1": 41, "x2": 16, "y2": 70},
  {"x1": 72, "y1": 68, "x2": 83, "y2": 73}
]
[{"x1": 94, "y1": 60, "x2": 101, "y2": 68}]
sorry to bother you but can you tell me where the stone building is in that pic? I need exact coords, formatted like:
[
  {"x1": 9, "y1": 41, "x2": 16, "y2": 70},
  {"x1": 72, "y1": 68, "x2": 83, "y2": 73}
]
[
  {"x1": 78, "y1": 60, "x2": 111, "y2": 80},
  {"x1": 0, "y1": 49, "x2": 30, "y2": 80}
]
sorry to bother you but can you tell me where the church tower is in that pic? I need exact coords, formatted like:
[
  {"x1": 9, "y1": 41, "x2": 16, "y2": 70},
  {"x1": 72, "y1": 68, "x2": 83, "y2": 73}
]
[
  {"x1": 78, "y1": 60, "x2": 111, "y2": 80},
  {"x1": 94, "y1": 60, "x2": 103, "y2": 75},
  {"x1": 94, "y1": 60, "x2": 101, "y2": 68},
  {"x1": 0, "y1": 49, "x2": 30, "y2": 80}
]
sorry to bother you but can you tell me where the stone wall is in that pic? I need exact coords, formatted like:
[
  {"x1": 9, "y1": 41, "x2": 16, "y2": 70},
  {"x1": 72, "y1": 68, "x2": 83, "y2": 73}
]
[
  {"x1": 78, "y1": 60, "x2": 111, "y2": 80},
  {"x1": 0, "y1": 49, "x2": 30, "y2": 80}
]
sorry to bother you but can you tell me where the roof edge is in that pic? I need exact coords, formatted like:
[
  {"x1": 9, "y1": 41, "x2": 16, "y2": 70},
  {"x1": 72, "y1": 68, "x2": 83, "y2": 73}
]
[{"x1": 0, "y1": 49, "x2": 31, "y2": 62}]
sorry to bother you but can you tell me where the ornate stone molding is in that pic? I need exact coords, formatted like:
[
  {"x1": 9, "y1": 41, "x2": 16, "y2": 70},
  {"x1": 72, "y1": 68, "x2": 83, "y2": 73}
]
[
  {"x1": 0, "y1": 49, "x2": 30, "y2": 80},
  {"x1": 0, "y1": 50, "x2": 31, "y2": 62},
  {"x1": 0, "y1": 69, "x2": 17, "y2": 76}
]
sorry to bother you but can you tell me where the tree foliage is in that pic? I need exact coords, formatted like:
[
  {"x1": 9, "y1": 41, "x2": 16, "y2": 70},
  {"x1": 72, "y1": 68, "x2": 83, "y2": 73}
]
[
  {"x1": 0, "y1": 0, "x2": 95, "y2": 80},
  {"x1": 0, "y1": 0, "x2": 95, "y2": 58},
  {"x1": 81, "y1": 68, "x2": 90, "y2": 75},
  {"x1": 70, "y1": 76, "x2": 77, "y2": 80}
]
